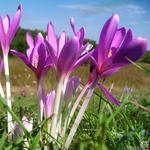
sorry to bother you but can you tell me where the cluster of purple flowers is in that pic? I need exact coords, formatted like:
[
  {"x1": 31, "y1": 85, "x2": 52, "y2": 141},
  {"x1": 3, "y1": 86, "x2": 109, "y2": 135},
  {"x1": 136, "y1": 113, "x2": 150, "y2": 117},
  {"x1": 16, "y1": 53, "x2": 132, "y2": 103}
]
[{"x1": 0, "y1": 4, "x2": 148, "y2": 148}]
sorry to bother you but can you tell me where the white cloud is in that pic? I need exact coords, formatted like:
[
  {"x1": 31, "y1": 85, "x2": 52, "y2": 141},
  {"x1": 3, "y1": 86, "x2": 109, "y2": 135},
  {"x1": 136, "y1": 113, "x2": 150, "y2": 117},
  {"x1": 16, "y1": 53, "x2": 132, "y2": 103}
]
[
  {"x1": 60, "y1": 3, "x2": 146, "y2": 16},
  {"x1": 124, "y1": 4, "x2": 146, "y2": 15}
]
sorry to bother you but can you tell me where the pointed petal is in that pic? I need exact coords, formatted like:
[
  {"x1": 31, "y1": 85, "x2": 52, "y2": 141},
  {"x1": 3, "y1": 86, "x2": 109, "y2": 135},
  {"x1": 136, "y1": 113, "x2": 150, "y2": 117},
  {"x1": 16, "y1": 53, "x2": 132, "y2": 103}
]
[
  {"x1": 44, "y1": 91, "x2": 55, "y2": 118},
  {"x1": 10, "y1": 49, "x2": 35, "y2": 71},
  {"x1": 58, "y1": 31, "x2": 66, "y2": 56},
  {"x1": 77, "y1": 27, "x2": 85, "y2": 47},
  {"x1": 113, "y1": 37, "x2": 148, "y2": 65},
  {"x1": 22, "y1": 116, "x2": 33, "y2": 132},
  {"x1": 98, "y1": 14, "x2": 119, "y2": 64},
  {"x1": 26, "y1": 32, "x2": 34, "y2": 58},
  {"x1": 29, "y1": 33, "x2": 45, "y2": 69},
  {"x1": 70, "y1": 17, "x2": 76, "y2": 34},
  {"x1": 100, "y1": 66, "x2": 121, "y2": 78},
  {"x1": 73, "y1": 51, "x2": 92, "y2": 71},
  {"x1": 44, "y1": 55, "x2": 53, "y2": 69},
  {"x1": 35, "y1": 32, "x2": 44, "y2": 44},
  {"x1": 2, "y1": 15, "x2": 10, "y2": 35},
  {"x1": 0, "y1": 16, "x2": 6, "y2": 48},
  {"x1": 26, "y1": 32, "x2": 34, "y2": 47},
  {"x1": 45, "y1": 40, "x2": 57, "y2": 66},
  {"x1": 121, "y1": 29, "x2": 133, "y2": 48},
  {"x1": 57, "y1": 36, "x2": 79, "y2": 76},
  {"x1": 98, "y1": 83, "x2": 120, "y2": 105},
  {"x1": 47, "y1": 22, "x2": 57, "y2": 52},
  {"x1": 111, "y1": 27, "x2": 126, "y2": 50},
  {"x1": 64, "y1": 77, "x2": 80, "y2": 105},
  {"x1": 37, "y1": 43, "x2": 47, "y2": 71},
  {"x1": 8, "y1": 4, "x2": 22, "y2": 43}
]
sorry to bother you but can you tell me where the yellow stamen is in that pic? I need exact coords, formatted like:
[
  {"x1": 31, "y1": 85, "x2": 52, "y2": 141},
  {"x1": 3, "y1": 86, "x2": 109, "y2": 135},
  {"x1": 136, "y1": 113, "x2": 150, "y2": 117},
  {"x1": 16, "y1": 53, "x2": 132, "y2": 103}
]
[{"x1": 108, "y1": 50, "x2": 112, "y2": 58}]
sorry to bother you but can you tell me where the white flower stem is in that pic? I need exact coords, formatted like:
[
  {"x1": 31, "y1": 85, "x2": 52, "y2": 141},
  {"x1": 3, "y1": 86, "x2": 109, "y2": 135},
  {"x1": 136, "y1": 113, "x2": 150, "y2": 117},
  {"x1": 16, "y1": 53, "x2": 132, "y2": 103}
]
[
  {"x1": 37, "y1": 76, "x2": 45, "y2": 124},
  {"x1": 0, "y1": 82, "x2": 5, "y2": 98},
  {"x1": 50, "y1": 77, "x2": 67, "y2": 139},
  {"x1": 67, "y1": 82, "x2": 90, "y2": 127},
  {"x1": 65, "y1": 80, "x2": 97, "y2": 149},
  {"x1": 3, "y1": 54, "x2": 13, "y2": 139}
]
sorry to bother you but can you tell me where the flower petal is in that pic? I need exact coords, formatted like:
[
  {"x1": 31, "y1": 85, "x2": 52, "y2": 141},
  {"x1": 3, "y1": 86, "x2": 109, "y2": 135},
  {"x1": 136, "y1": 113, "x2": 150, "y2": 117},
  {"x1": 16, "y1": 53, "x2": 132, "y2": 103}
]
[
  {"x1": 44, "y1": 55, "x2": 53, "y2": 69},
  {"x1": 10, "y1": 49, "x2": 35, "y2": 71},
  {"x1": 35, "y1": 32, "x2": 44, "y2": 44},
  {"x1": 37, "y1": 43, "x2": 47, "y2": 71},
  {"x1": 72, "y1": 50, "x2": 91, "y2": 71},
  {"x1": 0, "y1": 16, "x2": 6, "y2": 49},
  {"x1": 57, "y1": 36, "x2": 79, "y2": 77},
  {"x1": 47, "y1": 22, "x2": 57, "y2": 52},
  {"x1": 121, "y1": 29, "x2": 133, "y2": 48},
  {"x1": 100, "y1": 66, "x2": 121, "y2": 78},
  {"x1": 8, "y1": 4, "x2": 22, "y2": 44},
  {"x1": 98, "y1": 83, "x2": 120, "y2": 105},
  {"x1": 58, "y1": 31, "x2": 66, "y2": 56},
  {"x1": 26, "y1": 32, "x2": 34, "y2": 58},
  {"x1": 64, "y1": 77, "x2": 80, "y2": 105},
  {"x1": 113, "y1": 37, "x2": 148, "y2": 64},
  {"x1": 44, "y1": 91, "x2": 55, "y2": 118},
  {"x1": 2, "y1": 15, "x2": 10, "y2": 35},
  {"x1": 45, "y1": 40, "x2": 57, "y2": 67},
  {"x1": 77, "y1": 27, "x2": 85, "y2": 47},
  {"x1": 70, "y1": 17, "x2": 76, "y2": 34},
  {"x1": 111, "y1": 27, "x2": 126, "y2": 50},
  {"x1": 98, "y1": 14, "x2": 119, "y2": 64}
]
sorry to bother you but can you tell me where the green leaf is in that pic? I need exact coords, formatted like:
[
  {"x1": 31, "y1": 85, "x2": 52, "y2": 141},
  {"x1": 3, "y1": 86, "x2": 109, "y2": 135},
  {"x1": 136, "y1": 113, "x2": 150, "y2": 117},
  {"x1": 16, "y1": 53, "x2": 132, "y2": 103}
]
[
  {"x1": 30, "y1": 131, "x2": 40, "y2": 149},
  {"x1": 0, "y1": 131, "x2": 7, "y2": 149}
]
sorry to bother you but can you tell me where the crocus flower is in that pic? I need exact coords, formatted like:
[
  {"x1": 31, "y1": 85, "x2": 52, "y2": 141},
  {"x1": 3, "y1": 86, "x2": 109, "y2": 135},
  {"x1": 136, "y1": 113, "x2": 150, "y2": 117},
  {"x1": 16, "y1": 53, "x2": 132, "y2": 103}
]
[
  {"x1": 0, "y1": 4, "x2": 22, "y2": 55},
  {"x1": 43, "y1": 76, "x2": 79, "y2": 118},
  {"x1": 65, "y1": 14, "x2": 148, "y2": 148},
  {"x1": 43, "y1": 90, "x2": 55, "y2": 118},
  {"x1": 123, "y1": 86, "x2": 132, "y2": 95},
  {"x1": 11, "y1": 32, "x2": 53, "y2": 123},
  {"x1": 46, "y1": 20, "x2": 91, "y2": 80},
  {"x1": 22, "y1": 116, "x2": 33, "y2": 132},
  {"x1": 11, "y1": 32, "x2": 52, "y2": 80},
  {"x1": 89, "y1": 14, "x2": 148, "y2": 105},
  {"x1": 12, "y1": 116, "x2": 33, "y2": 139},
  {"x1": 64, "y1": 77, "x2": 80, "y2": 105},
  {"x1": 70, "y1": 18, "x2": 85, "y2": 48}
]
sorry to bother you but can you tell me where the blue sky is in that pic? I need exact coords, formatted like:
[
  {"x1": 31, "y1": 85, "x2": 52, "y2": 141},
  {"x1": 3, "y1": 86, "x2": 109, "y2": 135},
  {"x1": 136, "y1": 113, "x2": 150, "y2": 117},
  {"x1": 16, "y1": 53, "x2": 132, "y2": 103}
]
[{"x1": 0, "y1": 0, "x2": 150, "y2": 48}]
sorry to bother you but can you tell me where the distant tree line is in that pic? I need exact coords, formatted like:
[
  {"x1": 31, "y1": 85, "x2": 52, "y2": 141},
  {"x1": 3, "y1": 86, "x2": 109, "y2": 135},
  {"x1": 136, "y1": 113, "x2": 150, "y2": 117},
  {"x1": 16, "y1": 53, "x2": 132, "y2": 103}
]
[
  {"x1": 10, "y1": 28, "x2": 97, "y2": 53},
  {"x1": 10, "y1": 28, "x2": 149, "y2": 63}
]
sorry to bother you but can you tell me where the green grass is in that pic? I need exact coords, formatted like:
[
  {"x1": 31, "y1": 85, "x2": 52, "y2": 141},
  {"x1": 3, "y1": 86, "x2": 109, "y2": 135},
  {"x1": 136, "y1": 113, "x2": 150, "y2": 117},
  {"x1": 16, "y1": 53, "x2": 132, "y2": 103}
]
[{"x1": 0, "y1": 91, "x2": 149, "y2": 149}]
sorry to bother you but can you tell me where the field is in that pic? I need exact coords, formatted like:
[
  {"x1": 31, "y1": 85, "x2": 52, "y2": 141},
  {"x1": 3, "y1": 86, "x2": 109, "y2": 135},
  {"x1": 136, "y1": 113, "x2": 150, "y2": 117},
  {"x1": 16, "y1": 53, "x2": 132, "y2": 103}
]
[
  {"x1": 1, "y1": 58, "x2": 150, "y2": 95},
  {"x1": 0, "y1": 58, "x2": 150, "y2": 149}
]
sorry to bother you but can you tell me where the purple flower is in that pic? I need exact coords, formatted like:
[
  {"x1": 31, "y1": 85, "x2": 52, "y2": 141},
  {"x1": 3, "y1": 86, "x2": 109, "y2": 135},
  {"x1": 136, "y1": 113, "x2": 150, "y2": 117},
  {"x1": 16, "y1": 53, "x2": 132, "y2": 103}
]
[
  {"x1": 0, "y1": 4, "x2": 22, "y2": 55},
  {"x1": 11, "y1": 32, "x2": 53, "y2": 80},
  {"x1": 70, "y1": 18, "x2": 85, "y2": 48},
  {"x1": 64, "y1": 77, "x2": 80, "y2": 105},
  {"x1": 123, "y1": 86, "x2": 132, "y2": 95},
  {"x1": 43, "y1": 91, "x2": 55, "y2": 118},
  {"x1": 46, "y1": 19, "x2": 90, "y2": 80},
  {"x1": 89, "y1": 14, "x2": 148, "y2": 105},
  {"x1": 22, "y1": 116, "x2": 33, "y2": 132},
  {"x1": 12, "y1": 116, "x2": 33, "y2": 139}
]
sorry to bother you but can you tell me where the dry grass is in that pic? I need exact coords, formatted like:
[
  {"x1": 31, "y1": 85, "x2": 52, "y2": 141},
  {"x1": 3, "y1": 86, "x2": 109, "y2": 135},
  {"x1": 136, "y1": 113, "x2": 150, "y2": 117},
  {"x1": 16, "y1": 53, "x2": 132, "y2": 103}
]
[{"x1": 0, "y1": 57, "x2": 150, "y2": 96}]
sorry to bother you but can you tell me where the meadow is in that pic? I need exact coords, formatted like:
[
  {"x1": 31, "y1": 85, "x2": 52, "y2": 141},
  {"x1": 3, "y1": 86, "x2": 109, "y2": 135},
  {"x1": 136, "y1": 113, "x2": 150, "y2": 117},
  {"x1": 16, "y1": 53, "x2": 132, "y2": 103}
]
[{"x1": 0, "y1": 58, "x2": 150, "y2": 149}]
